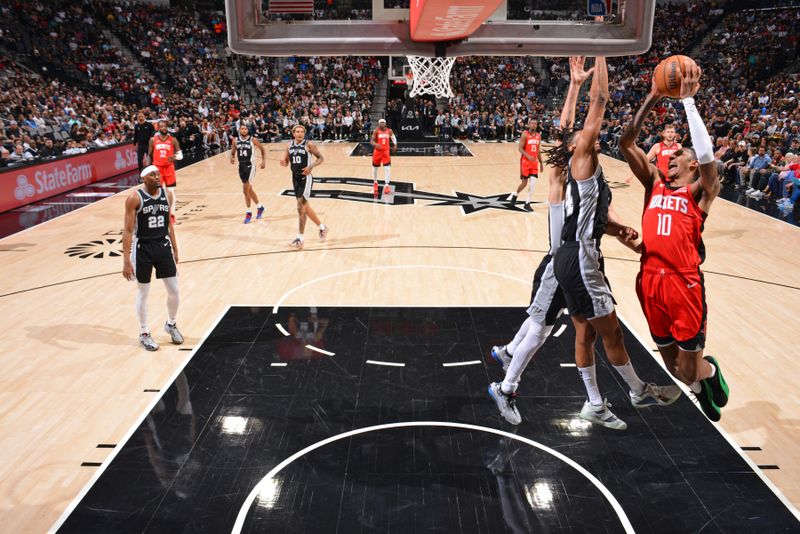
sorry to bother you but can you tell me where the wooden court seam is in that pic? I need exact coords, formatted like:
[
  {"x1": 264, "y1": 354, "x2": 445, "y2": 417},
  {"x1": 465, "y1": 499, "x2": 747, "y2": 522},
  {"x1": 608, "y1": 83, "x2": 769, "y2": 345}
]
[{"x1": 3, "y1": 245, "x2": 798, "y2": 300}]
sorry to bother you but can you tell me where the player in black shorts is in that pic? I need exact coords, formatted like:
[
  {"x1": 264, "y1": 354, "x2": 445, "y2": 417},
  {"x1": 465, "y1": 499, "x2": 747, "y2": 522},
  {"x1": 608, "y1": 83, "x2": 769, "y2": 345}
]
[
  {"x1": 230, "y1": 123, "x2": 267, "y2": 224},
  {"x1": 280, "y1": 125, "x2": 328, "y2": 250},
  {"x1": 123, "y1": 165, "x2": 183, "y2": 351}
]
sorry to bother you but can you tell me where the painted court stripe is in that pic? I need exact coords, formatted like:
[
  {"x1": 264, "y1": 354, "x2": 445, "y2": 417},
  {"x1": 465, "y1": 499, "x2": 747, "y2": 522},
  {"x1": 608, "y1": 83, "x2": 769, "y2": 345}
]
[
  {"x1": 270, "y1": 363, "x2": 287, "y2": 367},
  {"x1": 553, "y1": 324, "x2": 567, "y2": 337},
  {"x1": 560, "y1": 363, "x2": 577, "y2": 368},
  {"x1": 442, "y1": 360, "x2": 481, "y2": 367},
  {"x1": 366, "y1": 360, "x2": 405, "y2": 367},
  {"x1": 275, "y1": 323, "x2": 290, "y2": 336},
  {"x1": 232, "y1": 422, "x2": 635, "y2": 534},
  {"x1": 305, "y1": 345, "x2": 335, "y2": 356}
]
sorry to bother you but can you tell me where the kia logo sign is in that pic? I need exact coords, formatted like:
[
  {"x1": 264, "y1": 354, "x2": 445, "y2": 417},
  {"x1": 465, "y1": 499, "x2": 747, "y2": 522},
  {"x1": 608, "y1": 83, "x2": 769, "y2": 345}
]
[
  {"x1": 14, "y1": 175, "x2": 35, "y2": 200},
  {"x1": 401, "y1": 125, "x2": 420, "y2": 131}
]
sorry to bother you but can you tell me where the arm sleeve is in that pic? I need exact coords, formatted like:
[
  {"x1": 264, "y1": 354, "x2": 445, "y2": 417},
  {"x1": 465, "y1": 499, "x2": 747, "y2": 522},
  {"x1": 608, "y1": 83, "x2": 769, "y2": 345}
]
[
  {"x1": 390, "y1": 134, "x2": 397, "y2": 145},
  {"x1": 681, "y1": 97, "x2": 714, "y2": 165}
]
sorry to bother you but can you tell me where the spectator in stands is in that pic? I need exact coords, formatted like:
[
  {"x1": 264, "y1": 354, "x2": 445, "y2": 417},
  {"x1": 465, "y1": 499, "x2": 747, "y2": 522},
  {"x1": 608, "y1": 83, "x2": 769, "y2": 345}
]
[{"x1": 743, "y1": 145, "x2": 773, "y2": 191}]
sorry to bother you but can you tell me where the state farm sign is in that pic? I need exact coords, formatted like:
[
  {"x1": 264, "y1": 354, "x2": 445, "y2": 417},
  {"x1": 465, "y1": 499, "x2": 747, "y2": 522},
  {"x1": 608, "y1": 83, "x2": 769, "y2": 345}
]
[{"x1": 0, "y1": 143, "x2": 137, "y2": 213}]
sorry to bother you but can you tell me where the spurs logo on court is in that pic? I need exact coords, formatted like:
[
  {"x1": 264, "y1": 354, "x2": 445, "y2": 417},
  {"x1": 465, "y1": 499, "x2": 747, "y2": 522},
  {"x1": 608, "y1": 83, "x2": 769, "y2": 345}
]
[
  {"x1": 280, "y1": 177, "x2": 536, "y2": 214},
  {"x1": 14, "y1": 175, "x2": 35, "y2": 200},
  {"x1": 65, "y1": 238, "x2": 123, "y2": 259}
]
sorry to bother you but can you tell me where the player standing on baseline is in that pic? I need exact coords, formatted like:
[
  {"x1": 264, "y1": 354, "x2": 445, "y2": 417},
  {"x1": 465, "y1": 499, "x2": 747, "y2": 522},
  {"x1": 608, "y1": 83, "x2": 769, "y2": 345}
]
[
  {"x1": 371, "y1": 119, "x2": 397, "y2": 197},
  {"x1": 148, "y1": 120, "x2": 182, "y2": 224},
  {"x1": 122, "y1": 166, "x2": 183, "y2": 351},
  {"x1": 488, "y1": 57, "x2": 594, "y2": 425},
  {"x1": 230, "y1": 123, "x2": 267, "y2": 224},
  {"x1": 551, "y1": 57, "x2": 681, "y2": 430},
  {"x1": 280, "y1": 125, "x2": 328, "y2": 250},
  {"x1": 510, "y1": 119, "x2": 544, "y2": 212},
  {"x1": 620, "y1": 64, "x2": 729, "y2": 421}
]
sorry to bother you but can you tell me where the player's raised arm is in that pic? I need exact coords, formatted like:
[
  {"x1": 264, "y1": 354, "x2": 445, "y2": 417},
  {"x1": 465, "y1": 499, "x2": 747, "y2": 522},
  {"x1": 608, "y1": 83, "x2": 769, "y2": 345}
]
[
  {"x1": 122, "y1": 193, "x2": 140, "y2": 281},
  {"x1": 620, "y1": 82, "x2": 662, "y2": 190},
  {"x1": 304, "y1": 141, "x2": 324, "y2": 175},
  {"x1": 571, "y1": 56, "x2": 608, "y2": 180},
  {"x1": 254, "y1": 138, "x2": 267, "y2": 169},
  {"x1": 561, "y1": 56, "x2": 594, "y2": 131},
  {"x1": 681, "y1": 65, "x2": 720, "y2": 207}
]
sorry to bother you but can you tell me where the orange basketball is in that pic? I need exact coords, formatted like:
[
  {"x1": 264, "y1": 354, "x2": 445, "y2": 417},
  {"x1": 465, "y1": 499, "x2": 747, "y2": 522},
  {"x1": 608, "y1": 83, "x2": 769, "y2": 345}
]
[{"x1": 653, "y1": 55, "x2": 697, "y2": 98}]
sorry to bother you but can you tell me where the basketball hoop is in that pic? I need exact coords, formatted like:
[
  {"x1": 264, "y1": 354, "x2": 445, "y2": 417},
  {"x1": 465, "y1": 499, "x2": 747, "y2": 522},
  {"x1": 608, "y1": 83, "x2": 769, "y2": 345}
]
[{"x1": 406, "y1": 56, "x2": 456, "y2": 99}]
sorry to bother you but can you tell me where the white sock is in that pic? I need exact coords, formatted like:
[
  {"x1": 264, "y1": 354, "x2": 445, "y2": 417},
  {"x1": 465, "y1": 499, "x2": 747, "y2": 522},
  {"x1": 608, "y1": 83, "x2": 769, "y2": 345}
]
[
  {"x1": 297, "y1": 234, "x2": 304, "y2": 241},
  {"x1": 506, "y1": 317, "x2": 531, "y2": 355},
  {"x1": 528, "y1": 178, "x2": 535, "y2": 202},
  {"x1": 501, "y1": 321, "x2": 552, "y2": 394},
  {"x1": 246, "y1": 208, "x2": 252, "y2": 213},
  {"x1": 613, "y1": 361, "x2": 646, "y2": 396},
  {"x1": 707, "y1": 362, "x2": 716, "y2": 378},
  {"x1": 372, "y1": 167, "x2": 378, "y2": 181},
  {"x1": 384, "y1": 166, "x2": 391, "y2": 183},
  {"x1": 579, "y1": 364, "x2": 603, "y2": 406},
  {"x1": 257, "y1": 203, "x2": 263, "y2": 209},
  {"x1": 136, "y1": 283, "x2": 150, "y2": 334},
  {"x1": 319, "y1": 223, "x2": 326, "y2": 230},
  {"x1": 510, "y1": 192, "x2": 517, "y2": 199}
]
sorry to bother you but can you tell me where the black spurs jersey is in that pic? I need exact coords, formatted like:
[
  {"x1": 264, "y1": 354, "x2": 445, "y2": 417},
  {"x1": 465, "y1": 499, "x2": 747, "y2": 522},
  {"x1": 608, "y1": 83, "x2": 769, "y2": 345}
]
[
  {"x1": 288, "y1": 139, "x2": 310, "y2": 177},
  {"x1": 135, "y1": 187, "x2": 171, "y2": 241},
  {"x1": 236, "y1": 135, "x2": 255, "y2": 167},
  {"x1": 562, "y1": 160, "x2": 610, "y2": 243}
]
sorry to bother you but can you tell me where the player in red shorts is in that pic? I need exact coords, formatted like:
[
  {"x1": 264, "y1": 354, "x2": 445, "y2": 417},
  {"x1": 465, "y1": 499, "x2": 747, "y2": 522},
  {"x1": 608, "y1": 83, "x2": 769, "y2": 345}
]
[
  {"x1": 620, "y1": 63, "x2": 729, "y2": 421},
  {"x1": 370, "y1": 119, "x2": 396, "y2": 197},
  {"x1": 148, "y1": 120, "x2": 182, "y2": 223},
  {"x1": 646, "y1": 123, "x2": 682, "y2": 178},
  {"x1": 510, "y1": 119, "x2": 544, "y2": 211}
]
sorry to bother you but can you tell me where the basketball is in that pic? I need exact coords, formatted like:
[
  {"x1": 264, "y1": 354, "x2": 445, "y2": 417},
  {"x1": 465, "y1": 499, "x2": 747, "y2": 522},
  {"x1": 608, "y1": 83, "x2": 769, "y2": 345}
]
[{"x1": 653, "y1": 55, "x2": 698, "y2": 98}]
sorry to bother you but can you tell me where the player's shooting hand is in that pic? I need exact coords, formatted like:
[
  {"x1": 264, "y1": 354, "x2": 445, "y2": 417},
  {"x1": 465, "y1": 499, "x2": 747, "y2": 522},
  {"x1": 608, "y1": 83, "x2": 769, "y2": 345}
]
[
  {"x1": 678, "y1": 63, "x2": 701, "y2": 100},
  {"x1": 123, "y1": 260, "x2": 135, "y2": 281}
]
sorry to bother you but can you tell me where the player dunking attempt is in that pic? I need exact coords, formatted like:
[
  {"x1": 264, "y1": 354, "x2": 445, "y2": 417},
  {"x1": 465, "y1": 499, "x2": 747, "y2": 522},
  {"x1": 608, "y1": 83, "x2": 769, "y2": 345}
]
[
  {"x1": 122, "y1": 166, "x2": 183, "y2": 351},
  {"x1": 551, "y1": 57, "x2": 681, "y2": 430},
  {"x1": 230, "y1": 124, "x2": 266, "y2": 224},
  {"x1": 371, "y1": 119, "x2": 397, "y2": 197},
  {"x1": 510, "y1": 119, "x2": 544, "y2": 211},
  {"x1": 620, "y1": 63, "x2": 729, "y2": 421},
  {"x1": 148, "y1": 120, "x2": 182, "y2": 224},
  {"x1": 281, "y1": 125, "x2": 328, "y2": 250}
]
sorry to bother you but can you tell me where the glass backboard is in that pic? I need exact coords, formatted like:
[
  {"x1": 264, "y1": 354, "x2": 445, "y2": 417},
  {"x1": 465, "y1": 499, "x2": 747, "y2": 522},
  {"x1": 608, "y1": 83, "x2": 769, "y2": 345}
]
[{"x1": 226, "y1": 0, "x2": 655, "y2": 57}]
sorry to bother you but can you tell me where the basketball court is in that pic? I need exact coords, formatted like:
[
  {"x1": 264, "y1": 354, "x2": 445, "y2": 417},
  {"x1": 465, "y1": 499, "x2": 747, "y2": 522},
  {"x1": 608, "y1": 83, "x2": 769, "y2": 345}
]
[{"x1": 1, "y1": 1, "x2": 799, "y2": 532}]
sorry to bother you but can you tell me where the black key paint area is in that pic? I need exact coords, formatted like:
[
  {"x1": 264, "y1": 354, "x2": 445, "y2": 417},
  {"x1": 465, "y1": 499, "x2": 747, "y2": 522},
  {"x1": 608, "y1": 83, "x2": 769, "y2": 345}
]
[
  {"x1": 57, "y1": 307, "x2": 800, "y2": 534},
  {"x1": 350, "y1": 141, "x2": 473, "y2": 157}
]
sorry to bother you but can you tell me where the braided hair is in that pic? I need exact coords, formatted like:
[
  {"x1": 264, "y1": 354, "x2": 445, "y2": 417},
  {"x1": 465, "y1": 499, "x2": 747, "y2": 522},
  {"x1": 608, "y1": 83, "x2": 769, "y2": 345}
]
[{"x1": 545, "y1": 127, "x2": 580, "y2": 170}]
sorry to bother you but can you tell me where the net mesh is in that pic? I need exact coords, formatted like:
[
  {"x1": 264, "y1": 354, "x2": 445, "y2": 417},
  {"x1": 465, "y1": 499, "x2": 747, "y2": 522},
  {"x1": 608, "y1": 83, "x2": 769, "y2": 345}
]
[{"x1": 407, "y1": 56, "x2": 456, "y2": 99}]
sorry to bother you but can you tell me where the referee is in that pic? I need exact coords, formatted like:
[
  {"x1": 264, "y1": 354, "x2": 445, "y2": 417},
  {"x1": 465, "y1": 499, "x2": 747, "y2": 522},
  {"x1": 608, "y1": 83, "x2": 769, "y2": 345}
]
[{"x1": 134, "y1": 112, "x2": 155, "y2": 172}]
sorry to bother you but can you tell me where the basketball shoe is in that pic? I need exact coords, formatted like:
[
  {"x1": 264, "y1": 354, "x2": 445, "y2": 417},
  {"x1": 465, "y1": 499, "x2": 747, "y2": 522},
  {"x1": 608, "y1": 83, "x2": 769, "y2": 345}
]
[
  {"x1": 244, "y1": 212, "x2": 252, "y2": 224},
  {"x1": 256, "y1": 206, "x2": 265, "y2": 219},
  {"x1": 630, "y1": 383, "x2": 682, "y2": 408},
  {"x1": 579, "y1": 400, "x2": 627, "y2": 430},
  {"x1": 164, "y1": 322, "x2": 184, "y2": 345},
  {"x1": 490, "y1": 345, "x2": 511, "y2": 372},
  {"x1": 140, "y1": 332, "x2": 159, "y2": 351},
  {"x1": 488, "y1": 382, "x2": 521, "y2": 425}
]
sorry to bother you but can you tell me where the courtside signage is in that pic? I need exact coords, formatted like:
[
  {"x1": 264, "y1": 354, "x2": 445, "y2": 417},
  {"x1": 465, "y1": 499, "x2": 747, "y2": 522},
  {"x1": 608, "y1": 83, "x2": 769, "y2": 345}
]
[{"x1": 0, "y1": 143, "x2": 137, "y2": 212}]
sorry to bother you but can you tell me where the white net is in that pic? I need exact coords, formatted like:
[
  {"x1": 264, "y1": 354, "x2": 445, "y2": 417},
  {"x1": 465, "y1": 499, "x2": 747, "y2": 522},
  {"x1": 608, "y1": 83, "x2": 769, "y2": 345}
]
[{"x1": 406, "y1": 56, "x2": 456, "y2": 99}]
